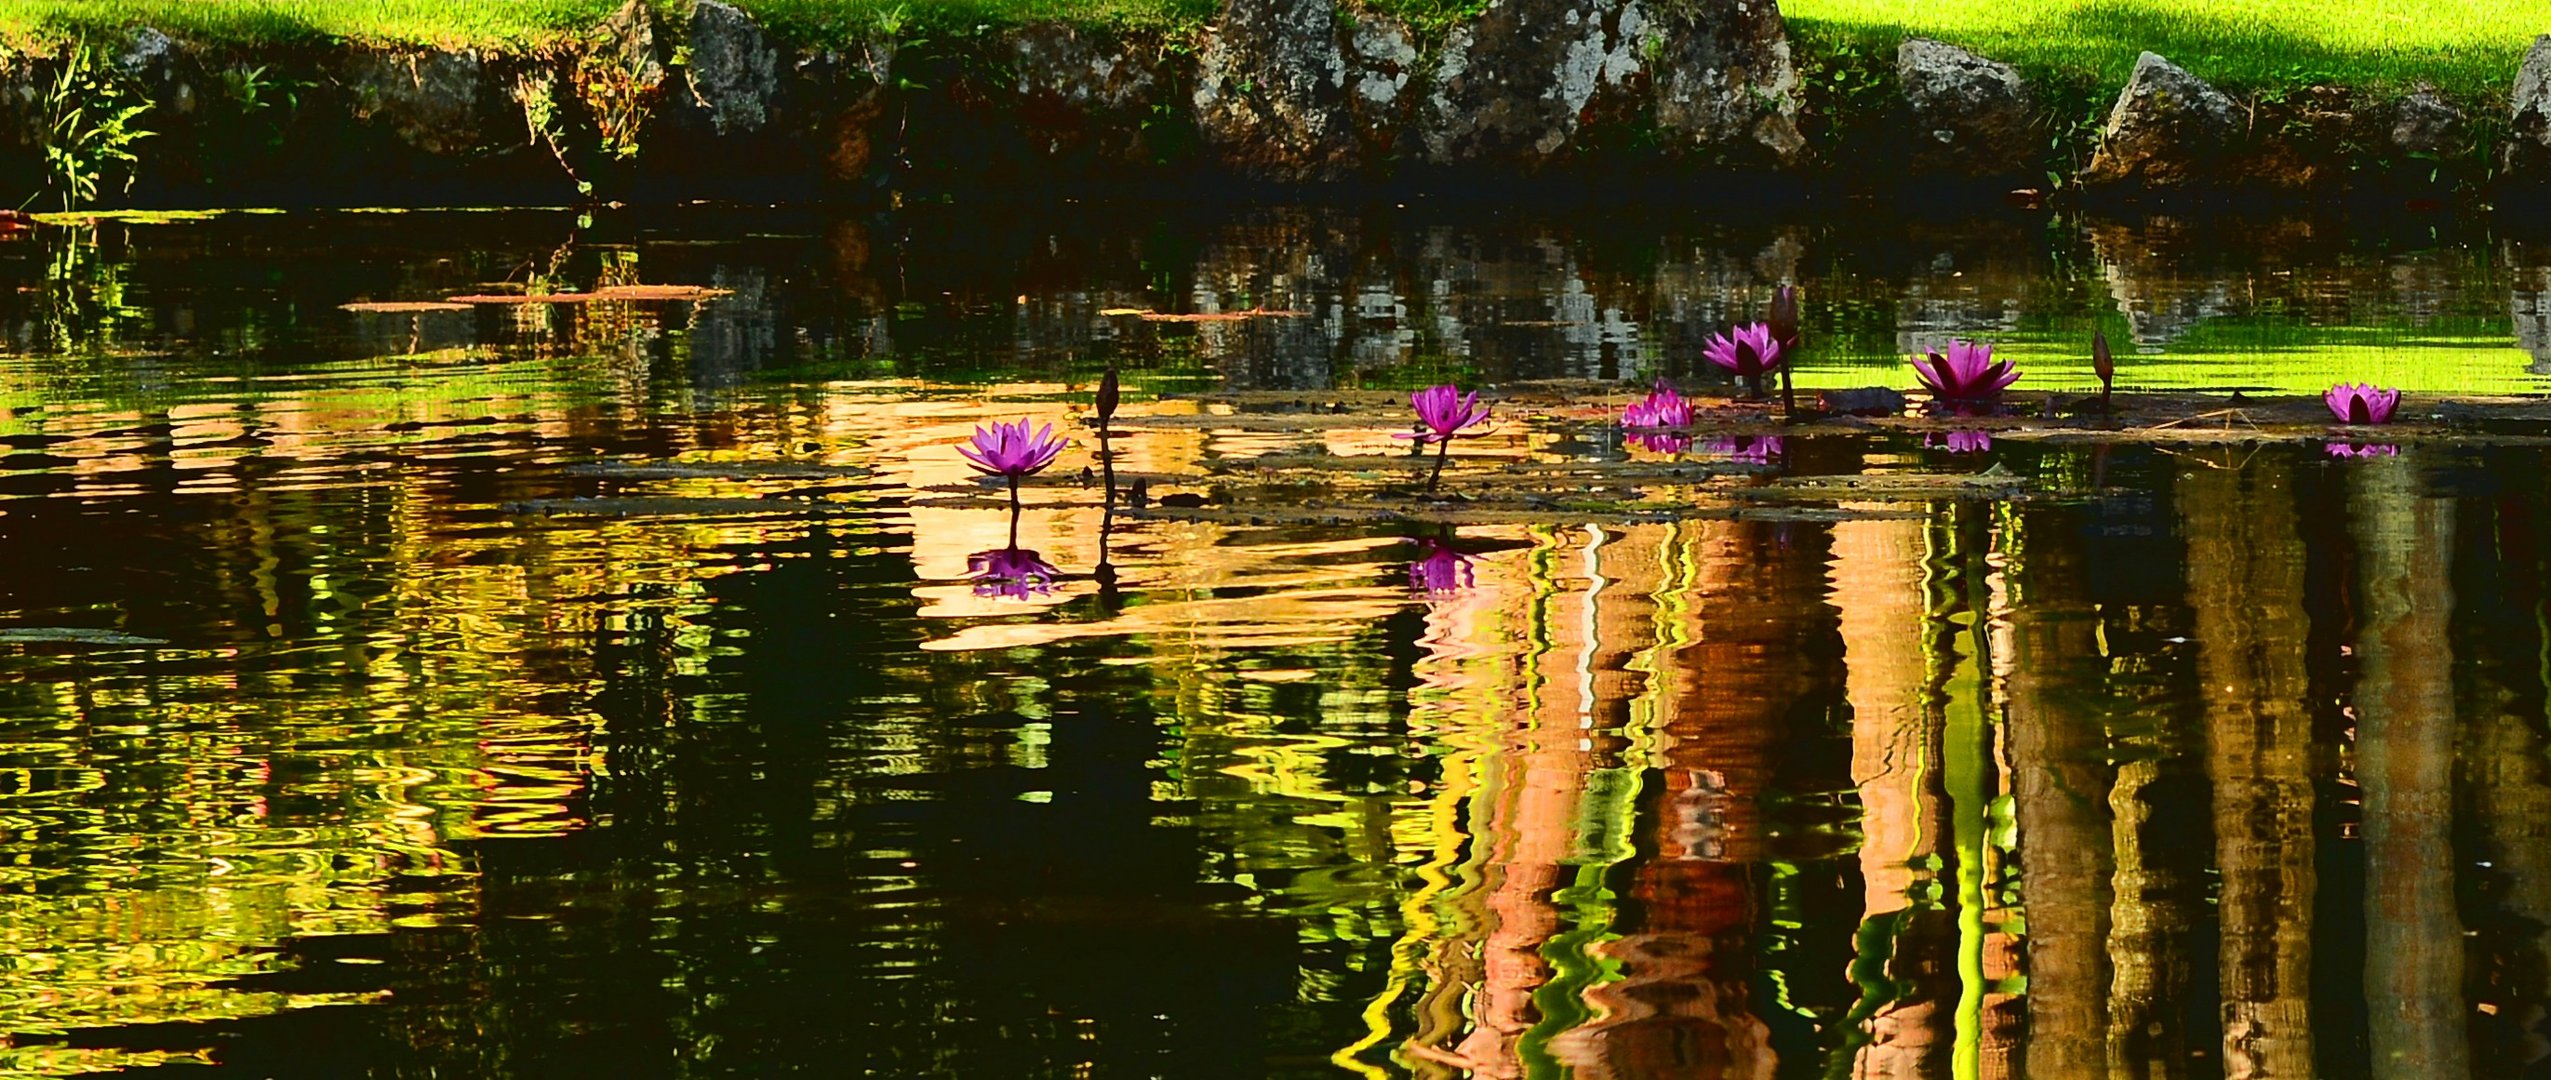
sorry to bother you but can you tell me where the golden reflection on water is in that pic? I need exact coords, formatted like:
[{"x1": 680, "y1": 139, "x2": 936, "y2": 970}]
[{"x1": 6, "y1": 212, "x2": 2551, "y2": 1075}]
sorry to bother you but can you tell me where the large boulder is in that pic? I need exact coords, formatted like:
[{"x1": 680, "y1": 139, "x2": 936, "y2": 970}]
[
  {"x1": 2506, "y1": 35, "x2": 2551, "y2": 185},
  {"x1": 1645, "y1": 0, "x2": 1803, "y2": 163},
  {"x1": 1418, "y1": 0, "x2": 1800, "y2": 169},
  {"x1": 2389, "y1": 84, "x2": 2465, "y2": 158},
  {"x1": 678, "y1": 0, "x2": 780, "y2": 136},
  {"x1": 1192, "y1": 0, "x2": 1359, "y2": 181},
  {"x1": 1191, "y1": 0, "x2": 1800, "y2": 180},
  {"x1": 343, "y1": 49, "x2": 530, "y2": 157},
  {"x1": 2082, "y1": 52, "x2": 2243, "y2": 193},
  {"x1": 1003, "y1": 24, "x2": 1166, "y2": 163},
  {"x1": 1344, "y1": 13, "x2": 1417, "y2": 144},
  {"x1": 1896, "y1": 38, "x2": 2033, "y2": 178},
  {"x1": 1418, "y1": 0, "x2": 1649, "y2": 165}
]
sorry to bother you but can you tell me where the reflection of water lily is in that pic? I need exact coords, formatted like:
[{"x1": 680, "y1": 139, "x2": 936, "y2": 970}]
[
  {"x1": 2326, "y1": 442, "x2": 2400, "y2": 458},
  {"x1": 1929, "y1": 430, "x2": 1993, "y2": 454},
  {"x1": 1408, "y1": 540, "x2": 1475, "y2": 595},
  {"x1": 967, "y1": 546, "x2": 1064, "y2": 599},
  {"x1": 1912, "y1": 340, "x2": 2019, "y2": 405},
  {"x1": 1704, "y1": 435, "x2": 1785, "y2": 464},
  {"x1": 1627, "y1": 432, "x2": 1693, "y2": 454},
  {"x1": 2324, "y1": 382, "x2": 2400, "y2": 425}
]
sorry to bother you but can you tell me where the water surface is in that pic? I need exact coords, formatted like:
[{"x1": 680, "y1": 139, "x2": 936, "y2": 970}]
[{"x1": 0, "y1": 206, "x2": 2548, "y2": 1077}]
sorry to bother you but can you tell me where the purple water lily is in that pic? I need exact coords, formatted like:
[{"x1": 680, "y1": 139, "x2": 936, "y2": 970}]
[
  {"x1": 1703, "y1": 322, "x2": 1786, "y2": 398},
  {"x1": 2326, "y1": 442, "x2": 2400, "y2": 459},
  {"x1": 961, "y1": 417, "x2": 1068, "y2": 478},
  {"x1": 961, "y1": 417, "x2": 1068, "y2": 519},
  {"x1": 1408, "y1": 539, "x2": 1476, "y2": 595},
  {"x1": 1622, "y1": 382, "x2": 1692, "y2": 452},
  {"x1": 1705, "y1": 435, "x2": 1785, "y2": 465},
  {"x1": 967, "y1": 546, "x2": 1064, "y2": 599},
  {"x1": 1912, "y1": 341, "x2": 2020, "y2": 406},
  {"x1": 1621, "y1": 382, "x2": 1693, "y2": 431},
  {"x1": 1929, "y1": 430, "x2": 1994, "y2": 454},
  {"x1": 1397, "y1": 384, "x2": 1492, "y2": 492},
  {"x1": 1766, "y1": 287, "x2": 1801, "y2": 354},
  {"x1": 2324, "y1": 383, "x2": 2400, "y2": 425}
]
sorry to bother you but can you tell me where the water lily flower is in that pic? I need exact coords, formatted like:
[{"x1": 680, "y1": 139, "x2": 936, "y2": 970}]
[
  {"x1": 1621, "y1": 382, "x2": 1693, "y2": 431},
  {"x1": 2324, "y1": 383, "x2": 2399, "y2": 425},
  {"x1": 967, "y1": 546, "x2": 1064, "y2": 599},
  {"x1": 1911, "y1": 340, "x2": 2019, "y2": 406},
  {"x1": 2326, "y1": 442, "x2": 2399, "y2": 458},
  {"x1": 1398, "y1": 384, "x2": 1492, "y2": 444},
  {"x1": 1398, "y1": 384, "x2": 1491, "y2": 492},
  {"x1": 1622, "y1": 382, "x2": 1692, "y2": 451},
  {"x1": 1929, "y1": 430, "x2": 1993, "y2": 454},
  {"x1": 1705, "y1": 435, "x2": 1785, "y2": 464},
  {"x1": 1703, "y1": 322, "x2": 1785, "y2": 397},
  {"x1": 961, "y1": 417, "x2": 1068, "y2": 513},
  {"x1": 1095, "y1": 365, "x2": 1121, "y2": 431},
  {"x1": 1408, "y1": 539, "x2": 1475, "y2": 595},
  {"x1": 961, "y1": 418, "x2": 1067, "y2": 480},
  {"x1": 1766, "y1": 286, "x2": 1801, "y2": 354}
]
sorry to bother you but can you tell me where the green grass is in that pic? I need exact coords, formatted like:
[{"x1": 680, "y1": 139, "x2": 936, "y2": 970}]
[
  {"x1": 0, "y1": 0, "x2": 1232, "y2": 48},
  {"x1": 1781, "y1": 0, "x2": 2544, "y2": 98},
  {"x1": 0, "y1": 0, "x2": 2530, "y2": 98},
  {"x1": 0, "y1": 0, "x2": 1496, "y2": 50},
  {"x1": 0, "y1": 1, "x2": 621, "y2": 48}
]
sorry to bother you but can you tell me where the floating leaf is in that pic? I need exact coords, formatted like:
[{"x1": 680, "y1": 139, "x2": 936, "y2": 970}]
[
  {"x1": 339, "y1": 301, "x2": 474, "y2": 313},
  {"x1": 0, "y1": 626, "x2": 169, "y2": 647}
]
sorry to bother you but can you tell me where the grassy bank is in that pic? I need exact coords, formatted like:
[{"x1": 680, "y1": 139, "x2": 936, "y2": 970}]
[
  {"x1": 1781, "y1": 0, "x2": 2541, "y2": 98},
  {"x1": 6, "y1": 0, "x2": 2532, "y2": 96},
  {"x1": 0, "y1": 0, "x2": 1510, "y2": 49},
  {"x1": 0, "y1": 0, "x2": 1210, "y2": 49}
]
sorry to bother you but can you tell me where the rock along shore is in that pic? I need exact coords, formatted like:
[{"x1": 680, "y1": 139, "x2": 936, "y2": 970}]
[{"x1": 1, "y1": 0, "x2": 2546, "y2": 211}]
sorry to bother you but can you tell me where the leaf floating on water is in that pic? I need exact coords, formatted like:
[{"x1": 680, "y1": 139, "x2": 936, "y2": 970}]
[
  {"x1": 0, "y1": 627, "x2": 170, "y2": 647},
  {"x1": 503, "y1": 497, "x2": 855, "y2": 518},
  {"x1": 589, "y1": 284, "x2": 735, "y2": 301},
  {"x1": 445, "y1": 285, "x2": 731, "y2": 305},
  {"x1": 1097, "y1": 308, "x2": 1308, "y2": 322},
  {"x1": 339, "y1": 301, "x2": 475, "y2": 313},
  {"x1": 563, "y1": 460, "x2": 873, "y2": 481},
  {"x1": 446, "y1": 292, "x2": 605, "y2": 304}
]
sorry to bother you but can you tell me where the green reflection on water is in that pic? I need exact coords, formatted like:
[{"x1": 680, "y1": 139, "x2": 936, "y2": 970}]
[{"x1": 1, "y1": 209, "x2": 2550, "y2": 1077}]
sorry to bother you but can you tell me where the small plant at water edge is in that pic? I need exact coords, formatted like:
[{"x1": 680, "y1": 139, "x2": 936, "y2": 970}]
[{"x1": 38, "y1": 42, "x2": 153, "y2": 211}]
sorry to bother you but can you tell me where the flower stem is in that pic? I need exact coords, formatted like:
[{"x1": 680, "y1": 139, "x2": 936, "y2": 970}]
[
  {"x1": 1427, "y1": 438, "x2": 1451, "y2": 494},
  {"x1": 1006, "y1": 477, "x2": 1021, "y2": 547}
]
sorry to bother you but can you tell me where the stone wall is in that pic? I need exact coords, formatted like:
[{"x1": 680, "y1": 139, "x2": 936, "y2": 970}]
[{"x1": 0, "y1": 0, "x2": 2541, "y2": 208}]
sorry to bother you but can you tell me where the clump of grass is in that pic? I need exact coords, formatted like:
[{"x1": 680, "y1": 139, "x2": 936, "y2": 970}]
[
  {"x1": 0, "y1": 1, "x2": 623, "y2": 49},
  {"x1": 0, "y1": 0, "x2": 1230, "y2": 50},
  {"x1": 1781, "y1": 0, "x2": 2539, "y2": 100}
]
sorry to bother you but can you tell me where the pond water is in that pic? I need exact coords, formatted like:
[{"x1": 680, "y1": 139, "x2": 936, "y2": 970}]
[{"x1": 1, "y1": 205, "x2": 2549, "y2": 1077}]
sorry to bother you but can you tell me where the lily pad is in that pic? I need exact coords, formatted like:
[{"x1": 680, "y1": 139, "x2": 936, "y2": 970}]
[
  {"x1": 0, "y1": 627, "x2": 170, "y2": 647},
  {"x1": 340, "y1": 301, "x2": 474, "y2": 314}
]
